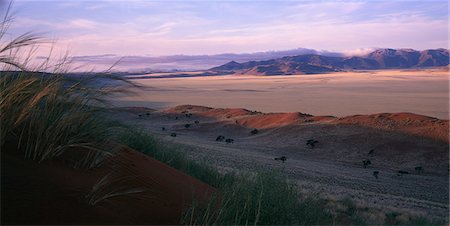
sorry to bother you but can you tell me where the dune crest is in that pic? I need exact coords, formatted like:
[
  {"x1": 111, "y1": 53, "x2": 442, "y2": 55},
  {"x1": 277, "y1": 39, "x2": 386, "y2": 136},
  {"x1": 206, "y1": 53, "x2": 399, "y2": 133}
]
[
  {"x1": 335, "y1": 113, "x2": 449, "y2": 143},
  {"x1": 163, "y1": 105, "x2": 449, "y2": 142},
  {"x1": 236, "y1": 112, "x2": 311, "y2": 128}
]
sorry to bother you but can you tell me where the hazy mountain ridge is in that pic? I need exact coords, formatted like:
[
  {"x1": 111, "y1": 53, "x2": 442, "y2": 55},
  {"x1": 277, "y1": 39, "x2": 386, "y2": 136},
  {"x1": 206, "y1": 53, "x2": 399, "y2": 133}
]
[{"x1": 210, "y1": 48, "x2": 449, "y2": 75}]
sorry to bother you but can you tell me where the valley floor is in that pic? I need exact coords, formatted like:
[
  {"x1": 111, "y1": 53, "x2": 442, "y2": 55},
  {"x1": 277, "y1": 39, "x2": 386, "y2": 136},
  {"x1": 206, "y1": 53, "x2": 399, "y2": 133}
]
[{"x1": 116, "y1": 68, "x2": 449, "y2": 119}]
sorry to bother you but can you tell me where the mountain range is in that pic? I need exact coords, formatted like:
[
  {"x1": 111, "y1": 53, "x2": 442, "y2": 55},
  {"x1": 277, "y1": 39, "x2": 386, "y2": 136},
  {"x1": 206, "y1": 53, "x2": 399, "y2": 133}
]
[{"x1": 210, "y1": 48, "x2": 449, "y2": 75}]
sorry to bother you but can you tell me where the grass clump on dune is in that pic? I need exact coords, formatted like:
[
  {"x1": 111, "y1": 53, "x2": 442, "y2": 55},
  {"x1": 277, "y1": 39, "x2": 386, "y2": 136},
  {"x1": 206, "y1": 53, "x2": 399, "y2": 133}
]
[
  {"x1": 0, "y1": 71, "x2": 135, "y2": 167},
  {"x1": 0, "y1": 5, "x2": 135, "y2": 167}
]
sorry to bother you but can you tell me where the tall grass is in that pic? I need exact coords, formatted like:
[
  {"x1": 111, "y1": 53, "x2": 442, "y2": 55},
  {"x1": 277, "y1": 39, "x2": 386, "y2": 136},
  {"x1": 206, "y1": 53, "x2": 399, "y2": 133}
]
[
  {"x1": 0, "y1": 72, "x2": 127, "y2": 164},
  {"x1": 0, "y1": 4, "x2": 135, "y2": 167}
]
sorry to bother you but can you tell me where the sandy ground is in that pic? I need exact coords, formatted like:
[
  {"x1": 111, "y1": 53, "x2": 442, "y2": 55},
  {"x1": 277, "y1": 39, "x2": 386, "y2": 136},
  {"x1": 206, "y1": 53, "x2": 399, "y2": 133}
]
[
  {"x1": 113, "y1": 105, "x2": 449, "y2": 221},
  {"x1": 115, "y1": 68, "x2": 449, "y2": 119},
  {"x1": 1, "y1": 143, "x2": 216, "y2": 224}
]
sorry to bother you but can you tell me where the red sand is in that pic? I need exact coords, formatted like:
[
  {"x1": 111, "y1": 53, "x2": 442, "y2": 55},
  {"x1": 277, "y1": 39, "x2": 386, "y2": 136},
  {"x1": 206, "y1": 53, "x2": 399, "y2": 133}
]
[
  {"x1": 165, "y1": 105, "x2": 213, "y2": 113},
  {"x1": 335, "y1": 112, "x2": 449, "y2": 143},
  {"x1": 161, "y1": 105, "x2": 448, "y2": 143},
  {"x1": 236, "y1": 112, "x2": 309, "y2": 128},
  {"x1": 1, "y1": 145, "x2": 217, "y2": 225},
  {"x1": 200, "y1": 108, "x2": 257, "y2": 119}
]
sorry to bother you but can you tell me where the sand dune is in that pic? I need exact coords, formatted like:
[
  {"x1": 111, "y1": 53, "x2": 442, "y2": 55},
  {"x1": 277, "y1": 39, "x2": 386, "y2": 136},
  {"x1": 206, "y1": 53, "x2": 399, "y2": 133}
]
[
  {"x1": 1, "y1": 144, "x2": 216, "y2": 224},
  {"x1": 336, "y1": 113, "x2": 449, "y2": 143},
  {"x1": 236, "y1": 112, "x2": 312, "y2": 128},
  {"x1": 164, "y1": 105, "x2": 449, "y2": 143}
]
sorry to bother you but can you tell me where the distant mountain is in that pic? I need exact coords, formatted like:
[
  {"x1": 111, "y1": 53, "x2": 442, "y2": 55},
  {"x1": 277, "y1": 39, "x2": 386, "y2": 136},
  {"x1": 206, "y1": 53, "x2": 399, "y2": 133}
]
[{"x1": 210, "y1": 48, "x2": 449, "y2": 75}]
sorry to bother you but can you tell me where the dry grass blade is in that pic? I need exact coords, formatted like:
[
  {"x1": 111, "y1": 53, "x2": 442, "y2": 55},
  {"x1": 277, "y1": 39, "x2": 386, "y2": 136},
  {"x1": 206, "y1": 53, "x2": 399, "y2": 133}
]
[
  {"x1": 0, "y1": 32, "x2": 41, "y2": 55},
  {"x1": 0, "y1": 4, "x2": 42, "y2": 70},
  {"x1": 85, "y1": 172, "x2": 147, "y2": 206}
]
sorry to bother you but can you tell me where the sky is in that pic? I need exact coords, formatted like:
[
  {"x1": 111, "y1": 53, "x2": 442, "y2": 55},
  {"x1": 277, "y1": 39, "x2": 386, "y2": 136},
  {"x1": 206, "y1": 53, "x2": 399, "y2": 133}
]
[{"x1": 2, "y1": 0, "x2": 449, "y2": 57}]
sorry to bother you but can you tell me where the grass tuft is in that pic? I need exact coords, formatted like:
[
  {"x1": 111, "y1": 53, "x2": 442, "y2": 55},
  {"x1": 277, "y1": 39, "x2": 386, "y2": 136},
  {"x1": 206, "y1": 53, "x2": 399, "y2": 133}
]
[{"x1": 0, "y1": 5, "x2": 137, "y2": 167}]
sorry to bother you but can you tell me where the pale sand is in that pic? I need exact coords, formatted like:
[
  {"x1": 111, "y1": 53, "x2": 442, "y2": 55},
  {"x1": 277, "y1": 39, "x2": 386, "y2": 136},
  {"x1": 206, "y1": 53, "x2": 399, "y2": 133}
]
[{"x1": 114, "y1": 69, "x2": 449, "y2": 119}]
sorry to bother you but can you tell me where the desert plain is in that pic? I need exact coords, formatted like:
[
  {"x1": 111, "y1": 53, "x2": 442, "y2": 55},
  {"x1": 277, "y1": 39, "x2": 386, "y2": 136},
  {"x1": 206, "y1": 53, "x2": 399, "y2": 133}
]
[{"x1": 117, "y1": 68, "x2": 449, "y2": 119}]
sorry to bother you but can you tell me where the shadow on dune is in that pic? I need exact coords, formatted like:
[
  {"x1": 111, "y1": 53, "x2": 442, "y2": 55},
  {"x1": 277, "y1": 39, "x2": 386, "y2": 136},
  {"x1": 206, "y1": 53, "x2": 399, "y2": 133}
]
[{"x1": 1, "y1": 142, "x2": 216, "y2": 225}]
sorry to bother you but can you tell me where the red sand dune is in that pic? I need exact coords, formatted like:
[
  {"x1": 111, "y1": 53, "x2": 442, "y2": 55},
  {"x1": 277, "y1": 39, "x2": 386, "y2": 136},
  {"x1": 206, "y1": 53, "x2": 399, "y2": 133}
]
[
  {"x1": 1, "y1": 145, "x2": 216, "y2": 225},
  {"x1": 157, "y1": 105, "x2": 449, "y2": 143},
  {"x1": 236, "y1": 112, "x2": 311, "y2": 129},
  {"x1": 165, "y1": 105, "x2": 213, "y2": 113},
  {"x1": 165, "y1": 105, "x2": 259, "y2": 119},
  {"x1": 309, "y1": 115, "x2": 337, "y2": 121},
  {"x1": 335, "y1": 112, "x2": 449, "y2": 143},
  {"x1": 201, "y1": 108, "x2": 258, "y2": 119}
]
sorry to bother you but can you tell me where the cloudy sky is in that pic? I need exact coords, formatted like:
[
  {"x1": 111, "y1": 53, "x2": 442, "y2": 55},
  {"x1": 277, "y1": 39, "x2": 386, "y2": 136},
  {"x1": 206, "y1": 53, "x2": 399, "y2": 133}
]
[{"x1": 4, "y1": 0, "x2": 449, "y2": 57}]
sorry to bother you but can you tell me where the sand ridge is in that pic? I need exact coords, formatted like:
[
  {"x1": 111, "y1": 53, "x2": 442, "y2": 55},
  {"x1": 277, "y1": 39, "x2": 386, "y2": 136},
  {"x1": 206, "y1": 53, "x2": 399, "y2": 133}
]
[
  {"x1": 335, "y1": 113, "x2": 449, "y2": 143},
  {"x1": 160, "y1": 105, "x2": 449, "y2": 143}
]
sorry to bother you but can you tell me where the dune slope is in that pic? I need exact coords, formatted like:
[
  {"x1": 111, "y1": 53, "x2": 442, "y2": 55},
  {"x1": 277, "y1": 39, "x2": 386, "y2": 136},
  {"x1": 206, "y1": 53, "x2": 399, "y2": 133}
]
[{"x1": 1, "y1": 144, "x2": 216, "y2": 225}]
